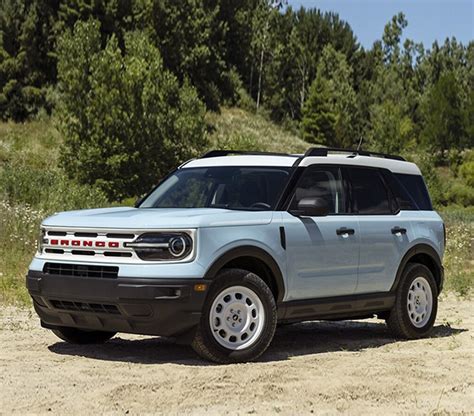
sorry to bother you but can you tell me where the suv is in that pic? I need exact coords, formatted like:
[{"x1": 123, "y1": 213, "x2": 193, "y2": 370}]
[{"x1": 27, "y1": 148, "x2": 445, "y2": 363}]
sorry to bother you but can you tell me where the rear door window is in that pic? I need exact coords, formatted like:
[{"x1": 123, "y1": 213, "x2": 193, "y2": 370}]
[
  {"x1": 348, "y1": 167, "x2": 392, "y2": 214},
  {"x1": 381, "y1": 171, "x2": 416, "y2": 211}
]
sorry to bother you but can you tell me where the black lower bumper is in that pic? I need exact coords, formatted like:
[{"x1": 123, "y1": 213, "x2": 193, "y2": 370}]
[{"x1": 27, "y1": 271, "x2": 211, "y2": 340}]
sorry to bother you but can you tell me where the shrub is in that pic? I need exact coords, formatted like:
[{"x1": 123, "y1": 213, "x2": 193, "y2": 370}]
[
  {"x1": 416, "y1": 154, "x2": 445, "y2": 208},
  {"x1": 56, "y1": 20, "x2": 207, "y2": 200},
  {"x1": 445, "y1": 182, "x2": 474, "y2": 207},
  {"x1": 459, "y1": 160, "x2": 474, "y2": 188}
]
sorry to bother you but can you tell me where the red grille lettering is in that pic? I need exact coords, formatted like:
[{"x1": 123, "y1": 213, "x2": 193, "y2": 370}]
[{"x1": 47, "y1": 238, "x2": 121, "y2": 248}]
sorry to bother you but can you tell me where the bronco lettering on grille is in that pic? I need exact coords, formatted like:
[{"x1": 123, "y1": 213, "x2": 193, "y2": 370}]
[{"x1": 50, "y1": 239, "x2": 121, "y2": 248}]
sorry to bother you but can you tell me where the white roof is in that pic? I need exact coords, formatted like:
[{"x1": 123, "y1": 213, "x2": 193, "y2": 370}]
[
  {"x1": 185, "y1": 155, "x2": 298, "y2": 168},
  {"x1": 183, "y1": 153, "x2": 420, "y2": 175},
  {"x1": 299, "y1": 154, "x2": 421, "y2": 175}
]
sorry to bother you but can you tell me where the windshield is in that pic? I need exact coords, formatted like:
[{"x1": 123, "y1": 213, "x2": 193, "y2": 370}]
[{"x1": 139, "y1": 166, "x2": 291, "y2": 210}]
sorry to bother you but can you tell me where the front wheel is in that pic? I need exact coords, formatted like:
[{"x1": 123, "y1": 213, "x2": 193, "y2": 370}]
[
  {"x1": 386, "y1": 263, "x2": 438, "y2": 339},
  {"x1": 192, "y1": 268, "x2": 277, "y2": 363},
  {"x1": 52, "y1": 327, "x2": 116, "y2": 344}
]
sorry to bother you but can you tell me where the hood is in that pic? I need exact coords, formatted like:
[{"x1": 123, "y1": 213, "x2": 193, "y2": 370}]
[{"x1": 42, "y1": 207, "x2": 274, "y2": 229}]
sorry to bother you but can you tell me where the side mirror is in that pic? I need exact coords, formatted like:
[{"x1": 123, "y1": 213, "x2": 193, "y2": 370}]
[{"x1": 290, "y1": 197, "x2": 329, "y2": 217}]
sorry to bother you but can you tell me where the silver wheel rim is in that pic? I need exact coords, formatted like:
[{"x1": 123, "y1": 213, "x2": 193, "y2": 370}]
[
  {"x1": 407, "y1": 276, "x2": 433, "y2": 328},
  {"x1": 209, "y1": 285, "x2": 265, "y2": 350}
]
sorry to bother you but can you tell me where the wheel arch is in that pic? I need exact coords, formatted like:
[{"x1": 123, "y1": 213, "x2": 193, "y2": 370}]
[
  {"x1": 391, "y1": 244, "x2": 444, "y2": 293},
  {"x1": 204, "y1": 246, "x2": 285, "y2": 303}
]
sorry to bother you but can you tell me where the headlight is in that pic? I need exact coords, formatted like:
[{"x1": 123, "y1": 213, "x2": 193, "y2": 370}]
[
  {"x1": 125, "y1": 232, "x2": 194, "y2": 261},
  {"x1": 37, "y1": 228, "x2": 46, "y2": 254}
]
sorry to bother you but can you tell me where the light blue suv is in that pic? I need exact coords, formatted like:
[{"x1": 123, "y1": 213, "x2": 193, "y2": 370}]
[{"x1": 27, "y1": 148, "x2": 445, "y2": 363}]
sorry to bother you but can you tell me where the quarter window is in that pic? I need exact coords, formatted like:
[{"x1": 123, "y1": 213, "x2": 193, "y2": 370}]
[
  {"x1": 349, "y1": 167, "x2": 392, "y2": 214},
  {"x1": 394, "y1": 173, "x2": 433, "y2": 210},
  {"x1": 290, "y1": 166, "x2": 347, "y2": 214}
]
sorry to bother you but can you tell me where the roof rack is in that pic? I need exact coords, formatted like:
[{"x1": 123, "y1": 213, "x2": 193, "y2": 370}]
[
  {"x1": 201, "y1": 150, "x2": 295, "y2": 158},
  {"x1": 304, "y1": 147, "x2": 406, "y2": 161}
]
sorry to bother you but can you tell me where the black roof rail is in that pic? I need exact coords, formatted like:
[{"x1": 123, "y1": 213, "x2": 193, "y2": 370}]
[
  {"x1": 201, "y1": 150, "x2": 295, "y2": 158},
  {"x1": 304, "y1": 147, "x2": 406, "y2": 161}
]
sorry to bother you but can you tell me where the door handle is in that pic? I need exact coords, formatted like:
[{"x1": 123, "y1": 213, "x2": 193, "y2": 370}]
[
  {"x1": 391, "y1": 226, "x2": 407, "y2": 235},
  {"x1": 336, "y1": 227, "x2": 355, "y2": 236}
]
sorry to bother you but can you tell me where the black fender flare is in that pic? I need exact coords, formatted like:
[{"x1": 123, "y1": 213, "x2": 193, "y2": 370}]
[
  {"x1": 390, "y1": 243, "x2": 444, "y2": 293},
  {"x1": 204, "y1": 245, "x2": 286, "y2": 302}
]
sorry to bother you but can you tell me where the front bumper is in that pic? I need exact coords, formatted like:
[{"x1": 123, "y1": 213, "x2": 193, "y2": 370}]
[{"x1": 27, "y1": 270, "x2": 211, "y2": 339}]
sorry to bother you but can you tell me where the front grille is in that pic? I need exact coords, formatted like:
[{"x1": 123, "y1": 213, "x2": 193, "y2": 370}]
[
  {"x1": 43, "y1": 229, "x2": 136, "y2": 261},
  {"x1": 50, "y1": 299, "x2": 120, "y2": 314},
  {"x1": 43, "y1": 262, "x2": 119, "y2": 278}
]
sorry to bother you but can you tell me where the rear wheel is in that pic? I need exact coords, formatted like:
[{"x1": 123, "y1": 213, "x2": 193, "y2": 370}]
[
  {"x1": 192, "y1": 268, "x2": 277, "y2": 363},
  {"x1": 386, "y1": 263, "x2": 438, "y2": 339},
  {"x1": 52, "y1": 327, "x2": 116, "y2": 344}
]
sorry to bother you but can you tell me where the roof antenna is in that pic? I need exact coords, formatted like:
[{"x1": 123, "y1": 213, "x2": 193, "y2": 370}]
[{"x1": 356, "y1": 136, "x2": 364, "y2": 151}]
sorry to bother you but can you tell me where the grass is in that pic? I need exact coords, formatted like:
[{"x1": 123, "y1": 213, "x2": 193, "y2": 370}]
[
  {"x1": 440, "y1": 209, "x2": 474, "y2": 297},
  {"x1": 0, "y1": 110, "x2": 472, "y2": 305},
  {"x1": 0, "y1": 201, "x2": 43, "y2": 305},
  {"x1": 0, "y1": 119, "x2": 62, "y2": 167},
  {"x1": 0, "y1": 121, "x2": 60, "y2": 305},
  {"x1": 206, "y1": 107, "x2": 310, "y2": 154}
]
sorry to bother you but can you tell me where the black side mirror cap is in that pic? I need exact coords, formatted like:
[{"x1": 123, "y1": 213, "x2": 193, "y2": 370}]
[{"x1": 289, "y1": 197, "x2": 329, "y2": 217}]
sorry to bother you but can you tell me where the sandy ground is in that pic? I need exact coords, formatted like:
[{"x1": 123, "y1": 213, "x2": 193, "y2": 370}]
[{"x1": 0, "y1": 295, "x2": 473, "y2": 415}]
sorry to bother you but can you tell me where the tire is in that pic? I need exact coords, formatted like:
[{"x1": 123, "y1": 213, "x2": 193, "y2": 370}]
[
  {"x1": 191, "y1": 268, "x2": 277, "y2": 364},
  {"x1": 386, "y1": 263, "x2": 438, "y2": 339},
  {"x1": 52, "y1": 327, "x2": 116, "y2": 344}
]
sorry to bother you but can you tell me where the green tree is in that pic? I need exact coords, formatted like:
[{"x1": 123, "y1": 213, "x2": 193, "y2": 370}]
[
  {"x1": 463, "y1": 90, "x2": 474, "y2": 148},
  {"x1": 56, "y1": 20, "x2": 207, "y2": 200},
  {"x1": 421, "y1": 72, "x2": 465, "y2": 155},
  {"x1": 382, "y1": 12, "x2": 407, "y2": 65},
  {"x1": 262, "y1": 7, "x2": 360, "y2": 122},
  {"x1": 362, "y1": 14, "x2": 418, "y2": 155},
  {"x1": 367, "y1": 99, "x2": 415, "y2": 154},
  {"x1": 0, "y1": 0, "x2": 59, "y2": 120},
  {"x1": 365, "y1": 66, "x2": 416, "y2": 154},
  {"x1": 301, "y1": 74, "x2": 336, "y2": 144},
  {"x1": 301, "y1": 45, "x2": 358, "y2": 147},
  {"x1": 146, "y1": 0, "x2": 230, "y2": 110}
]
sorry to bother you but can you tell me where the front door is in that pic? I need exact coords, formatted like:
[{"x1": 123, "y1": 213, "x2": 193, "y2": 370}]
[{"x1": 282, "y1": 165, "x2": 360, "y2": 301}]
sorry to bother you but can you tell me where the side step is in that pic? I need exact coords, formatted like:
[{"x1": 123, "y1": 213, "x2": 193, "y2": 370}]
[{"x1": 277, "y1": 293, "x2": 395, "y2": 322}]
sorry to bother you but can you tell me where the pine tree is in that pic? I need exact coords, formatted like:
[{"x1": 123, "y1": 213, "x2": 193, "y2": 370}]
[
  {"x1": 301, "y1": 74, "x2": 336, "y2": 145},
  {"x1": 301, "y1": 44, "x2": 358, "y2": 147}
]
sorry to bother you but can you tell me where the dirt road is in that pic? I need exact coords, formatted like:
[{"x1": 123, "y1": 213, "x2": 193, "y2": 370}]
[{"x1": 1, "y1": 295, "x2": 473, "y2": 415}]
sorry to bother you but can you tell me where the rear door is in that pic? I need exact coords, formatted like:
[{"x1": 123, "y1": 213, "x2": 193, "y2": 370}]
[
  {"x1": 282, "y1": 165, "x2": 360, "y2": 300},
  {"x1": 349, "y1": 167, "x2": 413, "y2": 294}
]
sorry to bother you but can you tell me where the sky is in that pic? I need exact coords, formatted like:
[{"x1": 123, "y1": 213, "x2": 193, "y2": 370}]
[{"x1": 286, "y1": 0, "x2": 474, "y2": 49}]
